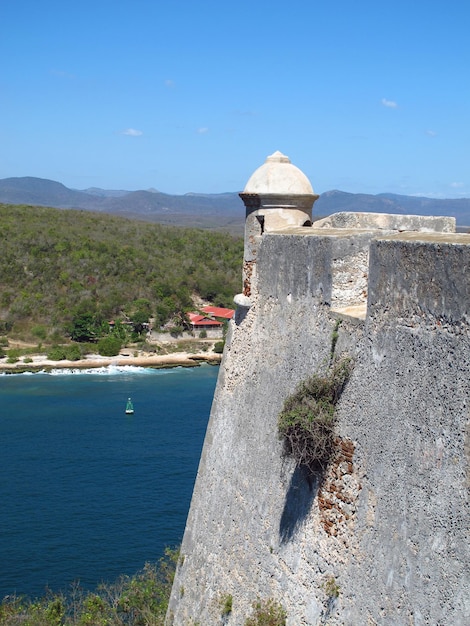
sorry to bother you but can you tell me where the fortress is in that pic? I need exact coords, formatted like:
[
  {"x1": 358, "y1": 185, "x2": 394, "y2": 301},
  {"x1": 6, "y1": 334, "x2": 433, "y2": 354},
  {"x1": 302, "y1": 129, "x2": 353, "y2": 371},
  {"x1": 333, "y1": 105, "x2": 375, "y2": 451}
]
[{"x1": 167, "y1": 152, "x2": 469, "y2": 625}]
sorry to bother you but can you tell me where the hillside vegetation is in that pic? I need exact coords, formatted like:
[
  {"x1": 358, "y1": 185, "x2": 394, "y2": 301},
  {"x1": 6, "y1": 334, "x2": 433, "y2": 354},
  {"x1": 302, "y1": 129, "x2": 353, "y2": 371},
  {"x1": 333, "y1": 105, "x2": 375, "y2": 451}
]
[
  {"x1": 0, "y1": 548, "x2": 178, "y2": 625},
  {"x1": 0, "y1": 178, "x2": 246, "y2": 233},
  {"x1": 0, "y1": 204, "x2": 243, "y2": 343}
]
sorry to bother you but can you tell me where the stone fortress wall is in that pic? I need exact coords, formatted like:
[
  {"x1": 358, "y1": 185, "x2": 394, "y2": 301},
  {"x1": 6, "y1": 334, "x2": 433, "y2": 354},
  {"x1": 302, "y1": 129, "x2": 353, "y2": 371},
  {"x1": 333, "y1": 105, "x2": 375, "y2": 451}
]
[{"x1": 167, "y1": 153, "x2": 469, "y2": 625}]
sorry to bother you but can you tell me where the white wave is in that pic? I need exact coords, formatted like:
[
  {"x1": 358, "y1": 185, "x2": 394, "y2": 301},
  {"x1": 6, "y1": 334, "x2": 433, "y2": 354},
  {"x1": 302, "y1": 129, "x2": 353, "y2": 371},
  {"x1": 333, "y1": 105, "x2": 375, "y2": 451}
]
[
  {"x1": 0, "y1": 370, "x2": 36, "y2": 376},
  {"x1": 1, "y1": 365, "x2": 174, "y2": 377}
]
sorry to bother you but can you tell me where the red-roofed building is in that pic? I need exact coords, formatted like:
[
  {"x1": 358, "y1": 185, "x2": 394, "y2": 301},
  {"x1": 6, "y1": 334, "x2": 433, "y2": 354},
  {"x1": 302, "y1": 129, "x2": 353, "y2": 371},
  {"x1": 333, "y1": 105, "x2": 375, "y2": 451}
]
[
  {"x1": 187, "y1": 312, "x2": 223, "y2": 329},
  {"x1": 187, "y1": 306, "x2": 235, "y2": 331},
  {"x1": 200, "y1": 306, "x2": 234, "y2": 320}
]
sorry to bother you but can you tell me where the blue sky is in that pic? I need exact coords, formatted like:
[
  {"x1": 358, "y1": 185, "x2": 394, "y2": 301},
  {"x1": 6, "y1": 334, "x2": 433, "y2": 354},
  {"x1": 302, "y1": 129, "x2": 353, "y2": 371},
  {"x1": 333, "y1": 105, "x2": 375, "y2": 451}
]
[{"x1": 1, "y1": 0, "x2": 469, "y2": 197}]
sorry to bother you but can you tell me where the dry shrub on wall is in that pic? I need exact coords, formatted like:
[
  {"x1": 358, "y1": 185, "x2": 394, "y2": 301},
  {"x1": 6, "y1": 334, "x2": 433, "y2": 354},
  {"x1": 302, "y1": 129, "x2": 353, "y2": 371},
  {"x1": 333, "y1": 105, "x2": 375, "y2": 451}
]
[
  {"x1": 244, "y1": 598, "x2": 287, "y2": 626},
  {"x1": 278, "y1": 356, "x2": 353, "y2": 474}
]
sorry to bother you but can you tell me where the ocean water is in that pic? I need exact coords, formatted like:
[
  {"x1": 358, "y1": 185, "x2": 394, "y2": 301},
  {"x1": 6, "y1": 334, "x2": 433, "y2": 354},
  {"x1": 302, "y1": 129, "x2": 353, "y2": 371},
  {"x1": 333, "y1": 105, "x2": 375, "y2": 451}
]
[{"x1": 0, "y1": 364, "x2": 218, "y2": 599}]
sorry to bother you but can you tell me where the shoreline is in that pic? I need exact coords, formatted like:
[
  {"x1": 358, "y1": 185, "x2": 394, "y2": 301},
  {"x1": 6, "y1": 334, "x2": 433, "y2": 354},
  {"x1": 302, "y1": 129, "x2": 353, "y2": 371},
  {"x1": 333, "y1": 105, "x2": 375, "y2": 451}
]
[{"x1": 0, "y1": 351, "x2": 222, "y2": 374}]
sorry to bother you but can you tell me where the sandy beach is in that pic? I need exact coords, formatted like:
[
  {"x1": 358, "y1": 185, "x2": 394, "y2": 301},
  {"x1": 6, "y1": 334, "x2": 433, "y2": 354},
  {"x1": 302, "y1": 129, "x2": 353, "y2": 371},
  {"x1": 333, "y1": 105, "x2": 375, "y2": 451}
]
[{"x1": 0, "y1": 350, "x2": 222, "y2": 373}]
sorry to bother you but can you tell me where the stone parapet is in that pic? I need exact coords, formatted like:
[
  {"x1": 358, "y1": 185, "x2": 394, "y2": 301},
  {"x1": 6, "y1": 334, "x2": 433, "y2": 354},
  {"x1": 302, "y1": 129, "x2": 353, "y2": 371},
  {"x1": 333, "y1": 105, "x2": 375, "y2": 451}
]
[
  {"x1": 368, "y1": 231, "x2": 470, "y2": 326},
  {"x1": 314, "y1": 211, "x2": 456, "y2": 232}
]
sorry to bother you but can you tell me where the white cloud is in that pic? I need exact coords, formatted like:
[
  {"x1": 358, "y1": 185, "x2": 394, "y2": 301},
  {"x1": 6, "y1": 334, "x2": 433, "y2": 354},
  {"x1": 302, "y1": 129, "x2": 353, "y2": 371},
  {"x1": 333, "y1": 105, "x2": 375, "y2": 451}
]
[
  {"x1": 426, "y1": 130, "x2": 437, "y2": 137},
  {"x1": 122, "y1": 128, "x2": 143, "y2": 136},
  {"x1": 381, "y1": 98, "x2": 398, "y2": 108},
  {"x1": 197, "y1": 127, "x2": 209, "y2": 134},
  {"x1": 450, "y1": 181, "x2": 464, "y2": 188}
]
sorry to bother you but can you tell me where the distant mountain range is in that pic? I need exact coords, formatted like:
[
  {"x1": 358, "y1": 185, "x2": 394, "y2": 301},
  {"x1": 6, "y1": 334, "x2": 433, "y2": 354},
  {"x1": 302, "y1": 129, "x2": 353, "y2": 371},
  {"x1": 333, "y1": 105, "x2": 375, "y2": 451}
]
[{"x1": 1, "y1": 176, "x2": 469, "y2": 234}]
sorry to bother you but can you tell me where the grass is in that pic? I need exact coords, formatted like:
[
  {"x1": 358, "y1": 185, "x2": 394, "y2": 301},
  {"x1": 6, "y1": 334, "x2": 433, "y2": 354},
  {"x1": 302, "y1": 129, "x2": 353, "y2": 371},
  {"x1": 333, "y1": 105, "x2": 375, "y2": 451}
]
[
  {"x1": 322, "y1": 576, "x2": 340, "y2": 599},
  {"x1": 244, "y1": 598, "x2": 286, "y2": 626},
  {"x1": 220, "y1": 593, "x2": 233, "y2": 617}
]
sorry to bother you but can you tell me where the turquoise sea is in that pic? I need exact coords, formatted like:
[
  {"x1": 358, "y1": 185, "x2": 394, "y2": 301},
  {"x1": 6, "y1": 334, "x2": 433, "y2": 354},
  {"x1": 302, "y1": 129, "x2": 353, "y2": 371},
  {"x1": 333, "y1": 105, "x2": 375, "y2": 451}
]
[{"x1": 0, "y1": 364, "x2": 218, "y2": 599}]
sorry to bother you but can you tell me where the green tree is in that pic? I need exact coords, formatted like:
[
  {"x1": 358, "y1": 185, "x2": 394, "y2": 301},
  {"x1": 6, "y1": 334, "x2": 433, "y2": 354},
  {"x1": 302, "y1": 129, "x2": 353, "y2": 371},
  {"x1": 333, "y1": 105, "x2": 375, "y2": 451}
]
[
  {"x1": 97, "y1": 335, "x2": 122, "y2": 357},
  {"x1": 47, "y1": 346, "x2": 67, "y2": 361},
  {"x1": 131, "y1": 310, "x2": 149, "y2": 335},
  {"x1": 111, "y1": 320, "x2": 129, "y2": 342},
  {"x1": 66, "y1": 344, "x2": 82, "y2": 361},
  {"x1": 70, "y1": 313, "x2": 99, "y2": 342}
]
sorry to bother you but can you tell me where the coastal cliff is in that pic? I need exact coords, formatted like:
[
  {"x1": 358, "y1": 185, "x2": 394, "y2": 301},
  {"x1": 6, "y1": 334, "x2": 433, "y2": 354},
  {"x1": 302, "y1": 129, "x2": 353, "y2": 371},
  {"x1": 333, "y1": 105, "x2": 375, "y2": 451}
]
[{"x1": 167, "y1": 154, "x2": 469, "y2": 625}]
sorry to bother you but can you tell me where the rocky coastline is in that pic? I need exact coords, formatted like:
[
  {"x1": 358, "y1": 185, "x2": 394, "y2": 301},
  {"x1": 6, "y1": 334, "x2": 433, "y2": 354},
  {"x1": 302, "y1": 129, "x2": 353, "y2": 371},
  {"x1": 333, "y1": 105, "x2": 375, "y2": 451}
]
[{"x1": 0, "y1": 350, "x2": 222, "y2": 374}]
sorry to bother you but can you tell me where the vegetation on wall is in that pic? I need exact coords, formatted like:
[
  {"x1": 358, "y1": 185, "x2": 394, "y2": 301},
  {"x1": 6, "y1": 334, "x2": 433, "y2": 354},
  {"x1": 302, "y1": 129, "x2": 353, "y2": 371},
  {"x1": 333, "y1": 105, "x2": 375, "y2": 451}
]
[
  {"x1": 219, "y1": 593, "x2": 233, "y2": 620},
  {"x1": 244, "y1": 598, "x2": 287, "y2": 626},
  {"x1": 0, "y1": 204, "x2": 243, "y2": 342},
  {"x1": 322, "y1": 575, "x2": 340, "y2": 599},
  {"x1": 278, "y1": 356, "x2": 352, "y2": 474}
]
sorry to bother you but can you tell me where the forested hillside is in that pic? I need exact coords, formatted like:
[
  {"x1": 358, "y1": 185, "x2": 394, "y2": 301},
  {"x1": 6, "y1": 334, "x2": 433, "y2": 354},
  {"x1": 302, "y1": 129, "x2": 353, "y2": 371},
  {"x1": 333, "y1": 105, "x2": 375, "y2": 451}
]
[{"x1": 0, "y1": 204, "x2": 243, "y2": 343}]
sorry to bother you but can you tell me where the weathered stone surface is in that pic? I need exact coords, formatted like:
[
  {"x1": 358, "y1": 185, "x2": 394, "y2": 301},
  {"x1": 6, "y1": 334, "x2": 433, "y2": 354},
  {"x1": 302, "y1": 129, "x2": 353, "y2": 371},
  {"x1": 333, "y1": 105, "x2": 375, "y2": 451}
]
[
  {"x1": 314, "y1": 211, "x2": 456, "y2": 233},
  {"x1": 167, "y1": 229, "x2": 470, "y2": 625},
  {"x1": 368, "y1": 232, "x2": 470, "y2": 327}
]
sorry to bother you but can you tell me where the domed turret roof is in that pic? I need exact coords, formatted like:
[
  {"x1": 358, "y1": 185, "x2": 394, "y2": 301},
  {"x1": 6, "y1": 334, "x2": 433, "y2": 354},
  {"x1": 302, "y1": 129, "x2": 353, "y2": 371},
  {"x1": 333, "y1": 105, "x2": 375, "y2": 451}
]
[{"x1": 243, "y1": 151, "x2": 314, "y2": 195}]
